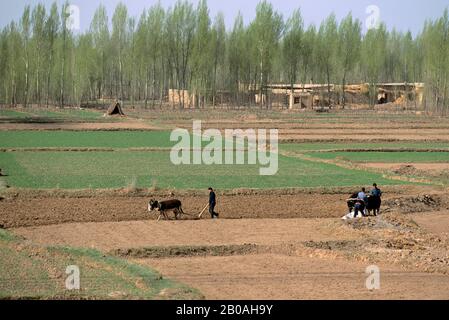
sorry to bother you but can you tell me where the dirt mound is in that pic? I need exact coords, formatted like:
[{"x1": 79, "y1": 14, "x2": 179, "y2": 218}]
[
  {"x1": 303, "y1": 240, "x2": 361, "y2": 251},
  {"x1": 302, "y1": 237, "x2": 422, "y2": 252},
  {"x1": 384, "y1": 195, "x2": 443, "y2": 214},
  {"x1": 393, "y1": 165, "x2": 419, "y2": 175},
  {"x1": 345, "y1": 213, "x2": 420, "y2": 231},
  {"x1": 111, "y1": 244, "x2": 259, "y2": 259}
]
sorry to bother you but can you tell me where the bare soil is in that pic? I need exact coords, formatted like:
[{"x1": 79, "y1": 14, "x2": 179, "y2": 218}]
[
  {"x1": 0, "y1": 120, "x2": 160, "y2": 131},
  {"x1": 363, "y1": 163, "x2": 449, "y2": 171},
  {"x1": 12, "y1": 218, "x2": 356, "y2": 251},
  {"x1": 279, "y1": 134, "x2": 449, "y2": 142},
  {"x1": 3, "y1": 190, "x2": 445, "y2": 229},
  {"x1": 411, "y1": 211, "x2": 449, "y2": 237},
  {"x1": 2, "y1": 187, "x2": 447, "y2": 229},
  {"x1": 136, "y1": 254, "x2": 449, "y2": 300},
  {"x1": 0, "y1": 194, "x2": 350, "y2": 228},
  {"x1": 11, "y1": 211, "x2": 449, "y2": 300}
]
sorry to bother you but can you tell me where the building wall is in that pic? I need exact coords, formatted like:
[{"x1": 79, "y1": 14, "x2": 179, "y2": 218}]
[{"x1": 168, "y1": 89, "x2": 196, "y2": 108}]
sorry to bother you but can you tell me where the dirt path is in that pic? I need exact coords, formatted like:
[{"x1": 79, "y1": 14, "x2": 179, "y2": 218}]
[
  {"x1": 364, "y1": 163, "x2": 449, "y2": 170},
  {"x1": 136, "y1": 254, "x2": 449, "y2": 300},
  {"x1": 0, "y1": 120, "x2": 160, "y2": 131},
  {"x1": 12, "y1": 218, "x2": 357, "y2": 251},
  {"x1": 280, "y1": 134, "x2": 449, "y2": 142}
]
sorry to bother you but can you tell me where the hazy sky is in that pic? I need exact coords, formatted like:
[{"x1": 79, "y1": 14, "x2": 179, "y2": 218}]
[{"x1": 1, "y1": 0, "x2": 448, "y2": 35}]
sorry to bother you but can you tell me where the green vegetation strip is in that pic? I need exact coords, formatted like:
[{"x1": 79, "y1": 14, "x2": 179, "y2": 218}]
[
  {"x1": 0, "y1": 229, "x2": 202, "y2": 300},
  {"x1": 0, "y1": 131, "x2": 225, "y2": 149},
  {"x1": 0, "y1": 131, "x2": 174, "y2": 149},
  {"x1": 0, "y1": 109, "x2": 103, "y2": 120}
]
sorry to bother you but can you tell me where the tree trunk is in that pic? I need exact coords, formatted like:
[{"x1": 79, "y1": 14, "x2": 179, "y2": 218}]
[
  {"x1": 60, "y1": 30, "x2": 66, "y2": 108},
  {"x1": 342, "y1": 71, "x2": 347, "y2": 108},
  {"x1": 24, "y1": 60, "x2": 29, "y2": 107},
  {"x1": 326, "y1": 65, "x2": 331, "y2": 107},
  {"x1": 144, "y1": 67, "x2": 149, "y2": 109}
]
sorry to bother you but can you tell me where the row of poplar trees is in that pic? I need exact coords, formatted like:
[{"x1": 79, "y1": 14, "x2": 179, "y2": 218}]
[{"x1": 0, "y1": 1, "x2": 448, "y2": 113}]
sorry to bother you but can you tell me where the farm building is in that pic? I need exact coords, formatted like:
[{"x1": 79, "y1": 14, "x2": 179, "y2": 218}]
[
  {"x1": 263, "y1": 83, "x2": 425, "y2": 109},
  {"x1": 168, "y1": 89, "x2": 239, "y2": 108},
  {"x1": 166, "y1": 83, "x2": 424, "y2": 109},
  {"x1": 168, "y1": 89, "x2": 197, "y2": 109},
  {"x1": 376, "y1": 83, "x2": 425, "y2": 105}
]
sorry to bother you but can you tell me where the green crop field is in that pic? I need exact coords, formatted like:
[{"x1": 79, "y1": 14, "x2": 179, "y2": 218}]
[
  {"x1": 0, "y1": 130, "x2": 232, "y2": 149},
  {"x1": 0, "y1": 108, "x2": 104, "y2": 120},
  {"x1": 306, "y1": 151, "x2": 449, "y2": 163},
  {"x1": 2, "y1": 131, "x2": 449, "y2": 151},
  {"x1": 1, "y1": 130, "x2": 440, "y2": 190},
  {"x1": 0, "y1": 131, "x2": 175, "y2": 149},
  {"x1": 0, "y1": 150, "x2": 409, "y2": 189},
  {"x1": 0, "y1": 229, "x2": 200, "y2": 299},
  {"x1": 0, "y1": 110, "x2": 32, "y2": 119}
]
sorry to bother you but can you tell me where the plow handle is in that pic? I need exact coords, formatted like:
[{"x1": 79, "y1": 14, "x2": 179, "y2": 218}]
[{"x1": 198, "y1": 204, "x2": 209, "y2": 219}]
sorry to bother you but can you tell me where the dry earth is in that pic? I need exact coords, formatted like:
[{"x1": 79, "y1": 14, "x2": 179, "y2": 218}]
[
  {"x1": 137, "y1": 254, "x2": 449, "y2": 300},
  {"x1": 2, "y1": 189, "x2": 445, "y2": 228},
  {"x1": 11, "y1": 214, "x2": 449, "y2": 300},
  {"x1": 0, "y1": 194, "x2": 351, "y2": 228},
  {"x1": 12, "y1": 218, "x2": 356, "y2": 251},
  {"x1": 363, "y1": 163, "x2": 449, "y2": 171},
  {"x1": 0, "y1": 119, "x2": 160, "y2": 131}
]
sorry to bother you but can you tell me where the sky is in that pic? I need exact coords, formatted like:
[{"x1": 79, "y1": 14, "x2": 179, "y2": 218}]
[{"x1": 0, "y1": 0, "x2": 448, "y2": 35}]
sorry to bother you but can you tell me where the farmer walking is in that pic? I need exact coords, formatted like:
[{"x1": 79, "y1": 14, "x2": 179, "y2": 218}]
[{"x1": 208, "y1": 187, "x2": 219, "y2": 219}]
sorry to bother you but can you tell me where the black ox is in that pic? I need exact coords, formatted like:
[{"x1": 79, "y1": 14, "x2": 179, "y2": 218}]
[
  {"x1": 148, "y1": 199, "x2": 185, "y2": 221},
  {"x1": 347, "y1": 193, "x2": 381, "y2": 217}
]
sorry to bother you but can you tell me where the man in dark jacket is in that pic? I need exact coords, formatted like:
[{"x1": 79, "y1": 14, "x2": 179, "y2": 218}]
[
  {"x1": 371, "y1": 183, "x2": 382, "y2": 198},
  {"x1": 208, "y1": 187, "x2": 219, "y2": 219}
]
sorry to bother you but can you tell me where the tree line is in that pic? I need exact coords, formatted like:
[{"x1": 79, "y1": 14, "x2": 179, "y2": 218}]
[{"x1": 0, "y1": 1, "x2": 448, "y2": 113}]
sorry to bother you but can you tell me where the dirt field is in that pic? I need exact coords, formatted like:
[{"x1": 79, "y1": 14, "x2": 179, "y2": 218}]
[
  {"x1": 0, "y1": 194, "x2": 349, "y2": 228},
  {"x1": 12, "y1": 213, "x2": 449, "y2": 300},
  {"x1": 0, "y1": 120, "x2": 160, "y2": 131},
  {"x1": 411, "y1": 211, "x2": 449, "y2": 237},
  {"x1": 167, "y1": 117, "x2": 449, "y2": 142},
  {"x1": 2, "y1": 109, "x2": 449, "y2": 300},
  {"x1": 137, "y1": 255, "x2": 449, "y2": 300},
  {"x1": 1, "y1": 188, "x2": 444, "y2": 228},
  {"x1": 12, "y1": 218, "x2": 358, "y2": 250}
]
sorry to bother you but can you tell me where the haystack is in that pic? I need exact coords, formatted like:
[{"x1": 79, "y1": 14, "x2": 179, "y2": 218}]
[{"x1": 106, "y1": 101, "x2": 125, "y2": 116}]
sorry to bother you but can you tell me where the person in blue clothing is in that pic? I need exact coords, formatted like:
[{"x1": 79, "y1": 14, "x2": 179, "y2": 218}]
[
  {"x1": 357, "y1": 187, "x2": 368, "y2": 202},
  {"x1": 357, "y1": 187, "x2": 368, "y2": 217},
  {"x1": 371, "y1": 183, "x2": 382, "y2": 198},
  {"x1": 369, "y1": 183, "x2": 382, "y2": 216},
  {"x1": 208, "y1": 187, "x2": 219, "y2": 219}
]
